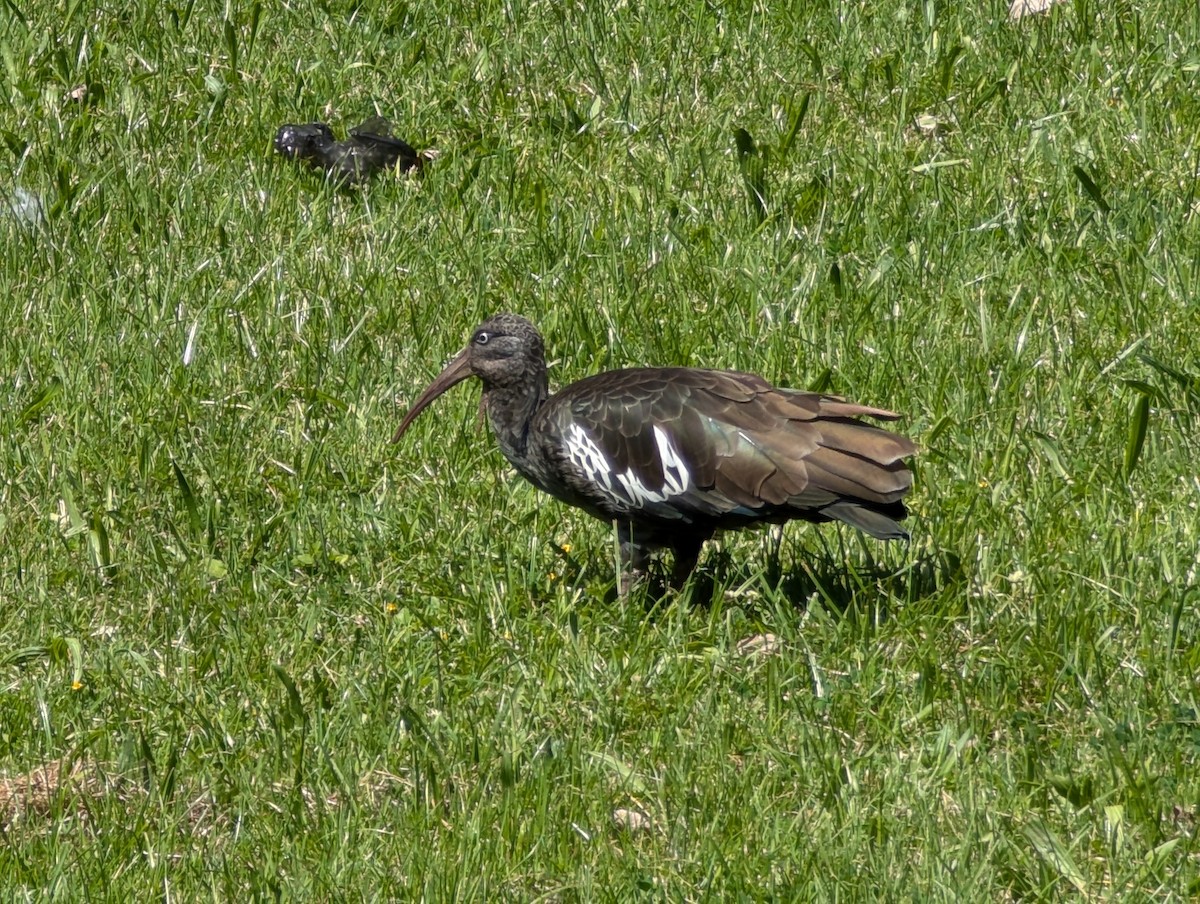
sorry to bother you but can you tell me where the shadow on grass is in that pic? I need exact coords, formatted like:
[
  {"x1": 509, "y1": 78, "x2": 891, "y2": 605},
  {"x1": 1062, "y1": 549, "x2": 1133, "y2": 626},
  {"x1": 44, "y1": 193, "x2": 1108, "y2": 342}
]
[
  {"x1": 542, "y1": 530, "x2": 966, "y2": 623},
  {"x1": 679, "y1": 543, "x2": 965, "y2": 619}
]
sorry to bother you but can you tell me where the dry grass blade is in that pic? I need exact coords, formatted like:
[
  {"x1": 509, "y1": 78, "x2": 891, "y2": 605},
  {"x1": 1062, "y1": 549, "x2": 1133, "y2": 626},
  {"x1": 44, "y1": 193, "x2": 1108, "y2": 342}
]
[{"x1": 0, "y1": 760, "x2": 101, "y2": 830}]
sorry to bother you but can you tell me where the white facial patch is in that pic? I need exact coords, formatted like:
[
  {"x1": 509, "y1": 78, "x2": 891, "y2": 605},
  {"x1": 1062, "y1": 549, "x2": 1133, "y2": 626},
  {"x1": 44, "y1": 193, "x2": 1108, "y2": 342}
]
[{"x1": 565, "y1": 423, "x2": 691, "y2": 511}]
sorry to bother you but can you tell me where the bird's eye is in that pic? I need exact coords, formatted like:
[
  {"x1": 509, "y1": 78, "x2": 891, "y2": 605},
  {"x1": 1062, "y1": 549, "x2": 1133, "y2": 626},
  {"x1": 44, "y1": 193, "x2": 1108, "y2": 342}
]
[{"x1": 475, "y1": 331, "x2": 490, "y2": 345}]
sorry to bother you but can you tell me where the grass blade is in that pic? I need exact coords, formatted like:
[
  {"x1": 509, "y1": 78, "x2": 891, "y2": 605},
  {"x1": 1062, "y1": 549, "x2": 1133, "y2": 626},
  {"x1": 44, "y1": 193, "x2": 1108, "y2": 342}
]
[
  {"x1": 779, "y1": 93, "x2": 810, "y2": 158},
  {"x1": 171, "y1": 459, "x2": 202, "y2": 538},
  {"x1": 0, "y1": 646, "x2": 51, "y2": 668},
  {"x1": 1124, "y1": 390, "x2": 1150, "y2": 479},
  {"x1": 273, "y1": 664, "x2": 306, "y2": 728},
  {"x1": 89, "y1": 509, "x2": 113, "y2": 575},
  {"x1": 1023, "y1": 818, "x2": 1088, "y2": 895},
  {"x1": 17, "y1": 377, "x2": 61, "y2": 427},
  {"x1": 223, "y1": 17, "x2": 238, "y2": 77},
  {"x1": 1073, "y1": 164, "x2": 1111, "y2": 213},
  {"x1": 1030, "y1": 431, "x2": 1071, "y2": 482},
  {"x1": 733, "y1": 127, "x2": 767, "y2": 224},
  {"x1": 246, "y1": 1, "x2": 262, "y2": 59},
  {"x1": 1139, "y1": 352, "x2": 1200, "y2": 407}
]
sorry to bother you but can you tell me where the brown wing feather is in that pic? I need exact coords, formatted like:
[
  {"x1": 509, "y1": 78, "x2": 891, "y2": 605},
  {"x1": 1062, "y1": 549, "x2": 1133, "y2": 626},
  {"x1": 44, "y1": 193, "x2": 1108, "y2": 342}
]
[
  {"x1": 688, "y1": 372, "x2": 915, "y2": 536},
  {"x1": 544, "y1": 367, "x2": 915, "y2": 539}
]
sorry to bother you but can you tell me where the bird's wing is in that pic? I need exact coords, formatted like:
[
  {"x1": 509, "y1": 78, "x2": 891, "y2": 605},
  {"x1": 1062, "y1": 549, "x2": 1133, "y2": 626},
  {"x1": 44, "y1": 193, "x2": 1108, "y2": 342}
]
[
  {"x1": 348, "y1": 117, "x2": 420, "y2": 160},
  {"x1": 349, "y1": 116, "x2": 394, "y2": 139},
  {"x1": 539, "y1": 368, "x2": 914, "y2": 531}
]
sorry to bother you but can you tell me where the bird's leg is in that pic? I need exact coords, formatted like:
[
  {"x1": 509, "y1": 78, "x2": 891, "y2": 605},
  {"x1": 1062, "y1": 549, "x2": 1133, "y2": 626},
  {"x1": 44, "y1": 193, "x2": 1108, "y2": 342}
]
[
  {"x1": 669, "y1": 537, "x2": 706, "y2": 590},
  {"x1": 616, "y1": 521, "x2": 650, "y2": 598}
]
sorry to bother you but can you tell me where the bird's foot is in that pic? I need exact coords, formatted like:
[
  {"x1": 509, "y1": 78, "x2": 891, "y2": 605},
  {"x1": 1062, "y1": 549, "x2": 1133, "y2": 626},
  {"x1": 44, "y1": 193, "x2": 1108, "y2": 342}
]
[
  {"x1": 616, "y1": 565, "x2": 650, "y2": 600},
  {"x1": 616, "y1": 528, "x2": 652, "y2": 600}
]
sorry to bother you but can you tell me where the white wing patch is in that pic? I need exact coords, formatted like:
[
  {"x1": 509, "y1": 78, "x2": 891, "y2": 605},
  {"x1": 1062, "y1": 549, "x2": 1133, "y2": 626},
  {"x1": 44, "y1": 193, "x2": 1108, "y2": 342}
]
[{"x1": 565, "y1": 422, "x2": 691, "y2": 511}]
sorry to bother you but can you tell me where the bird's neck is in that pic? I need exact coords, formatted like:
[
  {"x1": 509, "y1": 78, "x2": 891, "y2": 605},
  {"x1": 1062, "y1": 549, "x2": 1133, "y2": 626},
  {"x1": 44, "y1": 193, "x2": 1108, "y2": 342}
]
[{"x1": 483, "y1": 373, "x2": 549, "y2": 464}]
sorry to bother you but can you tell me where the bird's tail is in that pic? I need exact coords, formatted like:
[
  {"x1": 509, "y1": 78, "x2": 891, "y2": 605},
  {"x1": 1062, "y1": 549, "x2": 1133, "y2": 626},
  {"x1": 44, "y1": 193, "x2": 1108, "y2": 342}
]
[{"x1": 821, "y1": 499, "x2": 910, "y2": 540}]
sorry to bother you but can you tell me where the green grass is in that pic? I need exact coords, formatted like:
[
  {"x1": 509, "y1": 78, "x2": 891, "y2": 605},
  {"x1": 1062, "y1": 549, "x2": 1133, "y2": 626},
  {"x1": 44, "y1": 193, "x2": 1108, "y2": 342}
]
[{"x1": 2, "y1": 0, "x2": 1199, "y2": 897}]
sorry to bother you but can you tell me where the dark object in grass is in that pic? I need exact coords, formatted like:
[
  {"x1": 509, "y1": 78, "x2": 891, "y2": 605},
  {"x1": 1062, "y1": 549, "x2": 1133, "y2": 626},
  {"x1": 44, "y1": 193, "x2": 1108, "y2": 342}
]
[
  {"x1": 392, "y1": 314, "x2": 916, "y2": 593},
  {"x1": 273, "y1": 116, "x2": 424, "y2": 186}
]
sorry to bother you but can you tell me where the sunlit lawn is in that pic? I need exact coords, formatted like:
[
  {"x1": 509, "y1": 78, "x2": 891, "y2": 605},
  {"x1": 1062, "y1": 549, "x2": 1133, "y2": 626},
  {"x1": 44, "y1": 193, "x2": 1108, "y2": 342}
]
[{"x1": 1, "y1": 0, "x2": 1198, "y2": 897}]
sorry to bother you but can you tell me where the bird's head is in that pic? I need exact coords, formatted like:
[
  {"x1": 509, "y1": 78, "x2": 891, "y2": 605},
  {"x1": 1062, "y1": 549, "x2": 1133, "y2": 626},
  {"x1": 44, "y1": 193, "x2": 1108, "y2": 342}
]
[
  {"x1": 273, "y1": 122, "x2": 335, "y2": 160},
  {"x1": 391, "y1": 313, "x2": 545, "y2": 443},
  {"x1": 463, "y1": 313, "x2": 545, "y2": 387}
]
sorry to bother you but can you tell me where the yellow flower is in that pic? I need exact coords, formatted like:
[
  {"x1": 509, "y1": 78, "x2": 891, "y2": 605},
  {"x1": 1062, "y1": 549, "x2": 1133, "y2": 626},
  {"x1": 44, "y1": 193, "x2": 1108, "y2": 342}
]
[
  {"x1": 386, "y1": 602, "x2": 398, "y2": 613},
  {"x1": 71, "y1": 680, "x2": 83, "y2": 691}
]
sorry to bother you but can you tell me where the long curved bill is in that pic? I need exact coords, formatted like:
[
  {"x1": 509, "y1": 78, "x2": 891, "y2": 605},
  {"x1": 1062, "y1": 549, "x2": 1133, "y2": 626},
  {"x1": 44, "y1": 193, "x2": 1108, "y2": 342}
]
[{"x1": 390, "y1": 346, "x2": 474, "y2": 443}]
